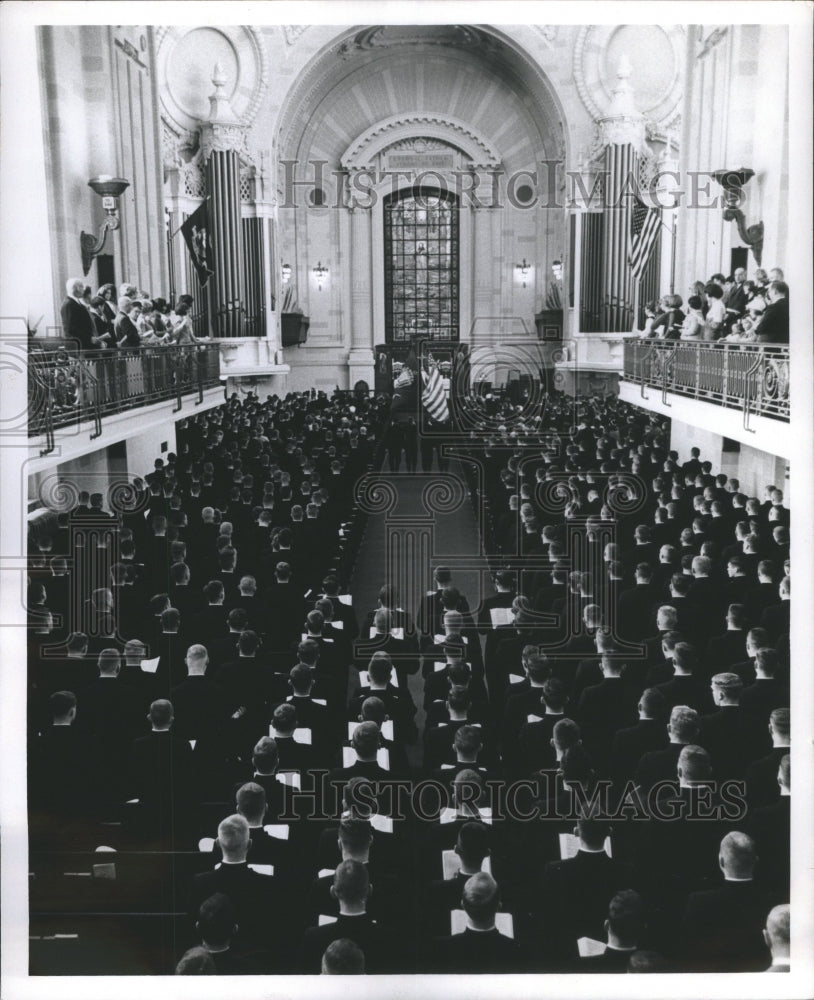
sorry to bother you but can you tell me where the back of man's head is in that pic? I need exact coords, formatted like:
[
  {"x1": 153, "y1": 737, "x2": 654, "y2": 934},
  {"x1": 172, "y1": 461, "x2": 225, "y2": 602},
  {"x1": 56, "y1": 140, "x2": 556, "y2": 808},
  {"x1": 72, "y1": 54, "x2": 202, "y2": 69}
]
[
  {"x1": 217, "y1": 814, "x2": 250, "y2": 862},
  {"x1": 98, "y1": 648, "x2": 121, "y2": 676},
  {"x1": 321, "y1": 938, "x2": 365, "y2": 975},
  {"x1": 373, "y1": 608, "x2": 391, "y2": 633},
  {"x1": 677, "y1": 744, "x2": 711, "y2": 783},
  {"x1": 770, "y1": 707, "x2": 790, "y2": 743},
  {"x1": 639, "y1": 687, "x2": 666, "y2": 720},
  {"x1": 712, "y1": 671, "x2": 743, "y2": 703},
  {"x1": 289, "y1": 663, "x2": 313, "y2": 695},
  {"x1": 607, "y1": 890, "x2": 645, "y2": 948},
  {"x1": 196, "y1": 893, "x2": 236, "y2": 949},
  {"x1": 297, "y1": 638, "x2": 319, "y2": 667},
  {"x1": 541, "y1": 676, "x2": 567, "y2": 712},
  {"x1": 764, "y1": 904, "x2": 790, "y2": 959},
  {"x1": 50, "y1": 690, "x2": 76, "y2": 722},
  {"x1": 272, "y1": 703, "x2": 297, "y2": 735},
  {"x1": 175, "y1": 946, "x2": 216, "y2": 975},
  {"x1": 252, "y1": 736, "x2": 278, "y2": 773},
  {"x1": 553, "y1": 717, "x2": 581, "y2": 753},
  {"x1": 577, "y1": 815, "x2": 611, "y2": 850},
  {"x1": 332, "y1": 859, "x2": 369, "y2": 909},
  {"x1": 236, "y1": 782, "x2": 266, "y2": 825},
  {"x1": 366, "y1": 651, "x2": 392, "y2": 686},
  {"x1": 149, "y1": 699, "x2": 173, "y2": 729},
  {"x1": 526, "y1": 652, "x2": 549, "y2": 684},
  {"x1": 779, "y1": 753, "x2": 790, "y2": 791},
  {"x1": 338, "y1": 817, "x2": 373, "y2": 859},
  {"x1": 719, "y1": 830, "x2": 756, "y2": 879},
  {"x1": 454, "y1": 724, "x2": 482, "y2": 761},
  {"x1": 461, "y1": 872, "x2": 500, "y2": 927},
  {"x1": 351, "y1": 720, "x2": 380, "y2": 760},
  {"x1": 455, "y1": 821, "x2": 490, "y2": 871}
]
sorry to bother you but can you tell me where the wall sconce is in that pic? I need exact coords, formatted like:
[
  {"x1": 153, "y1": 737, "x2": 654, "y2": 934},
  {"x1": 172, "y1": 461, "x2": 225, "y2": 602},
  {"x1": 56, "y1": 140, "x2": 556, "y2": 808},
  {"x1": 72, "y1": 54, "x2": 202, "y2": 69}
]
[
  {"x1": 516, "y1": 258, "x2": 531, "y2": 287},
  {"x1": 80, "y1": 175, "x2": 130, "y2": 276},
  {"x1": 313, "y1": 261, "x2": 328, "y2": 291},
  {"x1": 710, "y1": 168, "x2": 764, "y2": 265},
  {"x1": 281, "y1": 262, "x2": 292, "y2": 285},
  {"x1": 551, "y1": 259, "x2": 563, "y2": 282}
]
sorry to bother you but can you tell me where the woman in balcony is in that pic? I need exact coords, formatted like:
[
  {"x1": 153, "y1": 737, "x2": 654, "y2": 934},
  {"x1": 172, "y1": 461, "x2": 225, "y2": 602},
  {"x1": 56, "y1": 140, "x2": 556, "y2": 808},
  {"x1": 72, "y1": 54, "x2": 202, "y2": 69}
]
[
  {"x1": 702, "y1": 283, "x2": 726, "y2": 341},
  {"x1": 115, "y1": 296, "x2": 142, "y2": 402},
  {"x1": 650, "y1": 294, "x2": 686, "y2": 339},
  {"x1": 680, "y1": 296, "x2": 705, "y2": 341},
  {"x1": 97, "y1": 283, "x2": 117, "y2": 325}
]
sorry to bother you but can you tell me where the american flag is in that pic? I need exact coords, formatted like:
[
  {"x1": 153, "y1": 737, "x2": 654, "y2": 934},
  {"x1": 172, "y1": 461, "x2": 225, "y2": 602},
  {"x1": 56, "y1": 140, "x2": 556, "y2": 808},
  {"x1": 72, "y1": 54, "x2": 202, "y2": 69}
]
[
  {"x1": 422, "y1": 364, "x2": 449, "y2": 423},
  {"x1": 628, "y1": 198, "x2": 662, "y2": 280}
]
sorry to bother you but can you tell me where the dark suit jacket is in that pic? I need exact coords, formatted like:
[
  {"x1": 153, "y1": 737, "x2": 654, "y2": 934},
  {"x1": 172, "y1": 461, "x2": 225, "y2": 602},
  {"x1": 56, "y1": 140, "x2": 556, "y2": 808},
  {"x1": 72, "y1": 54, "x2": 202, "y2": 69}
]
[
  {"x1": 298, "y1": 913, "x2": 399, "y2": 973},
  {"x1": 654, "y1": 673, "x2": 712, "y2": 714},
  {"x1": 704, "y1": 630, "x2": 747, "y2": 672},
  {"x1": 617, "y1": 583, "x2": 659, "y2": 641},
  {"x1": 577, "y1": 678, "x2": 639, "y2": 762},
  {"x1": 698, "y1": 706, "x2": 770, "y2": 779},
  {"x1": 188, "y1": 861, "x2": 277, "y2": 946},
  {"x1": 681, "y1": 880, "x2": 775, "y2": 972},
  {"x1": 747, "y1": 796, "x2": 790, "y2": 894},
  {"x1": 739, "y1": 678, "x2": 789, "y2": 724},
  {"x1": 759, "y1": 601, "x2": 790, "y2": 642},
  {"x1": 540, "y1": 850, "x2": 635, "y2": 943},
  {"x1": 170, "y1": 675, "x2": 227, "y2": 739},
  {"x1": 754, "y1": 297, "x2": 788, "y2": 343},
  {"x1": 578, "y1": 946, "x2": 636, "y2": 972},
  {"x1": 60, "y1": 296, "x2": 96, "y2": 349},
  {"x1": 745, "y1": 746, "x2": 787, "y2": 809},
  {"x1": 431, "y1": 927, "x2": 521, "y2": 974},
  {"x1": 128, "y1": 729, "x2": 197, "y2": 809},
  {"x1": 635, "y1": 741, "x2": 685, "y2": 791},
  {"x1": 610, "y1": 718, "x2": 668, "y2": 784}
]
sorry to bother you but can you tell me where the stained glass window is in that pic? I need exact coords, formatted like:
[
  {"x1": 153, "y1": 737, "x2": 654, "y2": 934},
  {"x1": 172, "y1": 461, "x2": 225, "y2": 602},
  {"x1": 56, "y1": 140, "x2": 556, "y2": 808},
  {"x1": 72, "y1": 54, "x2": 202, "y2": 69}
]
[{"x1": 384, "y1": 188, "x2": 459, "y2": 343}]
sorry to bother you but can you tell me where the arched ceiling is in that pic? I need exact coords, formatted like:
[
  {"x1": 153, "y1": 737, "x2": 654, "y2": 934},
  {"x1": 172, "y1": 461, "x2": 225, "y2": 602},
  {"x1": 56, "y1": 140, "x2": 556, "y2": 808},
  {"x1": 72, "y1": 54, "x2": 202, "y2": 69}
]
[{"x1": 277, "y1": 26, "x2": 567, "y2": 174}]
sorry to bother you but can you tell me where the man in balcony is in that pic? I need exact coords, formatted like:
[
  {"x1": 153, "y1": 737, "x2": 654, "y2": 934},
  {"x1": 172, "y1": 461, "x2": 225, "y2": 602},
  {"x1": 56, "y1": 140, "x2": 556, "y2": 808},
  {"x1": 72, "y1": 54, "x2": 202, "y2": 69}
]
[
  {"x1": 60, "y1": 277, "x2": 96, "y2": 351},
  {"x1": 753, "y1": 282, "x2": 789, "y2": 344}
]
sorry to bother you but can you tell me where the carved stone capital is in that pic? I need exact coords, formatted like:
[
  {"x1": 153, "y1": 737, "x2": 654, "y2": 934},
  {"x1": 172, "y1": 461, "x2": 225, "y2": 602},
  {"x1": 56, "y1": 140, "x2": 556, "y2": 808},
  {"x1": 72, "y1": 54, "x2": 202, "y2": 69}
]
[{"x1": 200, "y1": 121, "x2": 250, "y2": 161}]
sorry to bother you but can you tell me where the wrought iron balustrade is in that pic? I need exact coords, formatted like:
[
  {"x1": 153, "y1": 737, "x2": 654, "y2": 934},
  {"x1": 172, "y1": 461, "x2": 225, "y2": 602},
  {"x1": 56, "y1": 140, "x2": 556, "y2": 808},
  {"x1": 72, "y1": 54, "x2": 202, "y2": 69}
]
[
  {"x1": 622, "y1": 339, "x2": 789, "y2": 423},
  {"x1": 28, "y1": 342, "x2": 223, "y2": 445}
]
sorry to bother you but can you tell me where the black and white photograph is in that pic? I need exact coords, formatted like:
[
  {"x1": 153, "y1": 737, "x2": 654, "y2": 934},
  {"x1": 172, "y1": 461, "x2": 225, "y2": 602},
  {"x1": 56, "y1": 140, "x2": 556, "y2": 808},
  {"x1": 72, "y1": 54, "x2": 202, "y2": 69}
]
[{"x1": 1, "y1": 2, "x2": 812, "y2": 998}]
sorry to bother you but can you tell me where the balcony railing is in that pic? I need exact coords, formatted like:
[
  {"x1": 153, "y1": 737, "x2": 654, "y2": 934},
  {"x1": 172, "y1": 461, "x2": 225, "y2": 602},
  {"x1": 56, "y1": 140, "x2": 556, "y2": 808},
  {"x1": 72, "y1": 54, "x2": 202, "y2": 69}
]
[
  {"x1": 28, "y1": 342, "x2": 223, "y2": 450},
  {"x1": 623, "y1": 340, "x2": 790, "y2": 424}
]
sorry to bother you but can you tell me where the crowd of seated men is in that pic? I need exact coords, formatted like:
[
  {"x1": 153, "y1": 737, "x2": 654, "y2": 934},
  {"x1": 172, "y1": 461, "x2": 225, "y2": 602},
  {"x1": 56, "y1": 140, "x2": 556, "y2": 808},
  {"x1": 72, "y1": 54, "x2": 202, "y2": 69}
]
[
  {"x1": 27, "y1": 388, "x2": 791, "y2": 975},
  {"x1": 638, "y1": 265, "x2": 789, "y2": 343}
]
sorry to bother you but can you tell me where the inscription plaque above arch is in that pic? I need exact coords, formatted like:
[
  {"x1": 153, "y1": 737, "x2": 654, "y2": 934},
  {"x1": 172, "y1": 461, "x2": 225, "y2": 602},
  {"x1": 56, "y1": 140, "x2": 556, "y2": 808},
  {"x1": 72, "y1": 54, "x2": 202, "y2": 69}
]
[{"x1": 341, "y1": 112, "x2": 503, "y2": 173}]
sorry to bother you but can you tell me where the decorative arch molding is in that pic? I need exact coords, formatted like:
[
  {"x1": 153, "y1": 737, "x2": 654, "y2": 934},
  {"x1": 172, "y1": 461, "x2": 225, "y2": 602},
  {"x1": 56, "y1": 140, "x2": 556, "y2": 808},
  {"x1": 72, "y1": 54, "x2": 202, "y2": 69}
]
[
  {"x1": 341, "y1": 113, "x2": 502, "y2": 173},
  {"x1": 277, "y1": 25, "x2": 568, "y2": 166}
]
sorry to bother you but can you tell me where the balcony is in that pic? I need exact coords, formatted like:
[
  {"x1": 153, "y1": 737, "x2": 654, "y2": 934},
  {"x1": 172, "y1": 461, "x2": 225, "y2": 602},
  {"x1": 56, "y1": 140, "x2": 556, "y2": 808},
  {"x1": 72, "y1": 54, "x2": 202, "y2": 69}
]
[
  {"x1": 622, "y1": 340, "x2": 790, "y2": 423},
  {"x1": 28, "y1": 342, "x2": 222, "y2": 454}
]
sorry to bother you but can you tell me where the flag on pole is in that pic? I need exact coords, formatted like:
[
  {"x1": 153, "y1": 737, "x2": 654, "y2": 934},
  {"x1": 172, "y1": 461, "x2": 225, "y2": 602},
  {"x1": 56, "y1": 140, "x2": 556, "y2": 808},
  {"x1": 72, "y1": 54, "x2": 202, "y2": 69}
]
[
  {"x1": 422, "y1": 363, "x2": 449, "y2": 423},
  {"x1": 628, "y1": 199, "x2": 661, "y2": 281},
  {"x1": 180, "y1": 201, "x2": 215, "y2": 287}
]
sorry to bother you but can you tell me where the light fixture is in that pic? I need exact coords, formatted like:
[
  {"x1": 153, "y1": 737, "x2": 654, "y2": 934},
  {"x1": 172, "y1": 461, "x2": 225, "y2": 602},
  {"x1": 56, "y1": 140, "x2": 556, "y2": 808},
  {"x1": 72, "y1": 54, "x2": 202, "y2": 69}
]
[
  {"x1": 313, "y1": 261, "x2": 328, "y2": 291},
  {"x1": 516, "y1": 258, "x2": 531, "y2": 287},
  {"x1": 281, "y1": 262, "x2": 292, "y2": 285},
  {"x1": 80, "y1": 175, "x2": 130, "y2": 276},
  {"x1": 710, "y1": 168, "x2": 764, "y2": 265},
  {"x1": 551, "y1": 259, "x2": 563, "y2": 282}
]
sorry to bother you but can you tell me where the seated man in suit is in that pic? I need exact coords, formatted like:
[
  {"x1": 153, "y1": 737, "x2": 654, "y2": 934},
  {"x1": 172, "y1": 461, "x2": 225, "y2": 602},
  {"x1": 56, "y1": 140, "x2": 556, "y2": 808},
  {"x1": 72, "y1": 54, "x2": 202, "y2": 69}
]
[
  {"x1": 298, "y1": 860, "x2": 400, "y2": 973},
  {"x1": 654, "y1": 642, "x2": 711, "y2": 714},
  {"x1": 188, "y1": 814, "x2": 277, "y2": 950},
  {"x1": 699, "y1": 672, "x2": 770, "y2": 779},
  {"x1": 321, "y1": 938, "x2": 365, "y2": 975},
  {"x1": 28, "y1": 690, "x2": 97, "y2": 821},
  {"x1": 129, "y1": 698, "x2": 197, "y2": 834},
  {"x1": 269, "y1": 702, "x2": 314, "y2": 773},
  {"x1": 356, "y1": 607, "x2": 420, "y2": 694},
  {"x1": 680, "y1": 831, "x2": 775, "y2": 972},
  {"x1": 610, "y1": 687, "x2": 667, "y2": 787},
  {"x1": 424, "y1": 820, "x2": 491, "y2": 930},
  {"x1": 285, "y1": 662, "x2": 331, "y2": 743},
  {"x1": 349, "y1": 696, "x2": 408, "y2": 777},
  {"x1": 634, "y1": 704, "x2": 699, "y2": 793},
  {"x1": 431, "y1": 725, "x2": 493, "y2": 790},
  {"x1": 704, "y1": 603, "x2": 749, "y2": 672},
  {"x1": 538, "y1": 814, "x2": 634, "y2": 966},
  {"x1": 430, "y1": 872, "x2": 521, "y2": 973},
  {"x1": 759, "y1": 574, "x2": 790, "y2": 643},
  {"x1": 578, "y1": 890, "x2": 646, "y2": 973},
  {"x1": 762, "y1": 904, "x2": 790, "y2": 973},
  {"x1": 348, "y1": 651, "x2": 415, "y2": 734},
  {"x1": 328, "y1": 721, "x2": 392, "y2": 816},
  {"x1": 209, "y1": 782, "x2": 290, "y2": 872},
  {"x1": 740, "y1": 649, "x2": 789, "y2": 723},
  {"x1": 500, "y1": 649, "x2": 551, "y2": 747},
  {"x1": 576, "y1": 653, "x2": 639, "y2": 766},
  {"x1": 747, "y1": 753, "x2": 790, "y2": 896},
  {"x1": 171, "y1": 643, "x2": 227, "y2": 742},
  {"x1": 512, "y1": 677, "x2": 569, "y2": 777},
  {"x1": 308, "y1": 816, "x2": 401, "y2": 927},
  {"x1": 194, "y1": 892, "x2": 262, "y2": 974},
  {"x1": 745, "y1": 707, "x2": 790, "y2": 809}
]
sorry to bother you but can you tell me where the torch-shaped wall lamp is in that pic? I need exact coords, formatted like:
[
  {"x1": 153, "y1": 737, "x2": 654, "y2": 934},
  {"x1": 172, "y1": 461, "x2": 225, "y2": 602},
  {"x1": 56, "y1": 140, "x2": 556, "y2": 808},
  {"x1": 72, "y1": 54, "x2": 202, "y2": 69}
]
[
  {"x1": 516, "y1": 258, "x2": 531, "y2": 287},
  {"x1": 710, "y1": 168, "x2": 764, "y2": 266},
  {"x1": 281, "y1": 262, "x2": 292, "y2": 284},
  {"x1": 313, "y1": 261, "x2": 328, "y2": 291},
  {"x1": 80, "y1": 175, "x2": 130, "y2": 276}
]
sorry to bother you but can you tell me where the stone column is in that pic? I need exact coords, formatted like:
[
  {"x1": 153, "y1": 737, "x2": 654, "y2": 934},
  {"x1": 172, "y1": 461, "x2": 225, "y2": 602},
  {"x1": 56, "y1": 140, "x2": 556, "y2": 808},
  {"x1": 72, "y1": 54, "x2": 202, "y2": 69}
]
[
  {"x1": 200, "y1": 64, "x2": 248, "y2": 338},
  {"x1": 347, "y1": 204, "x2": 375, "y2": 387}
]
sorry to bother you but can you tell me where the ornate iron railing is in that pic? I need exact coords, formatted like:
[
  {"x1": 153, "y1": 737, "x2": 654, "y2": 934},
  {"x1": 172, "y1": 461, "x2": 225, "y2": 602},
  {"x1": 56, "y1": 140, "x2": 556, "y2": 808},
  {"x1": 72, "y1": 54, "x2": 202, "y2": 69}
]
[
  {"x1": 28, "y1": 342, "x2": 222, "y2": 444},
  {"x1": 623, "y1": 339, "x2": 789, "y2": 423}
]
